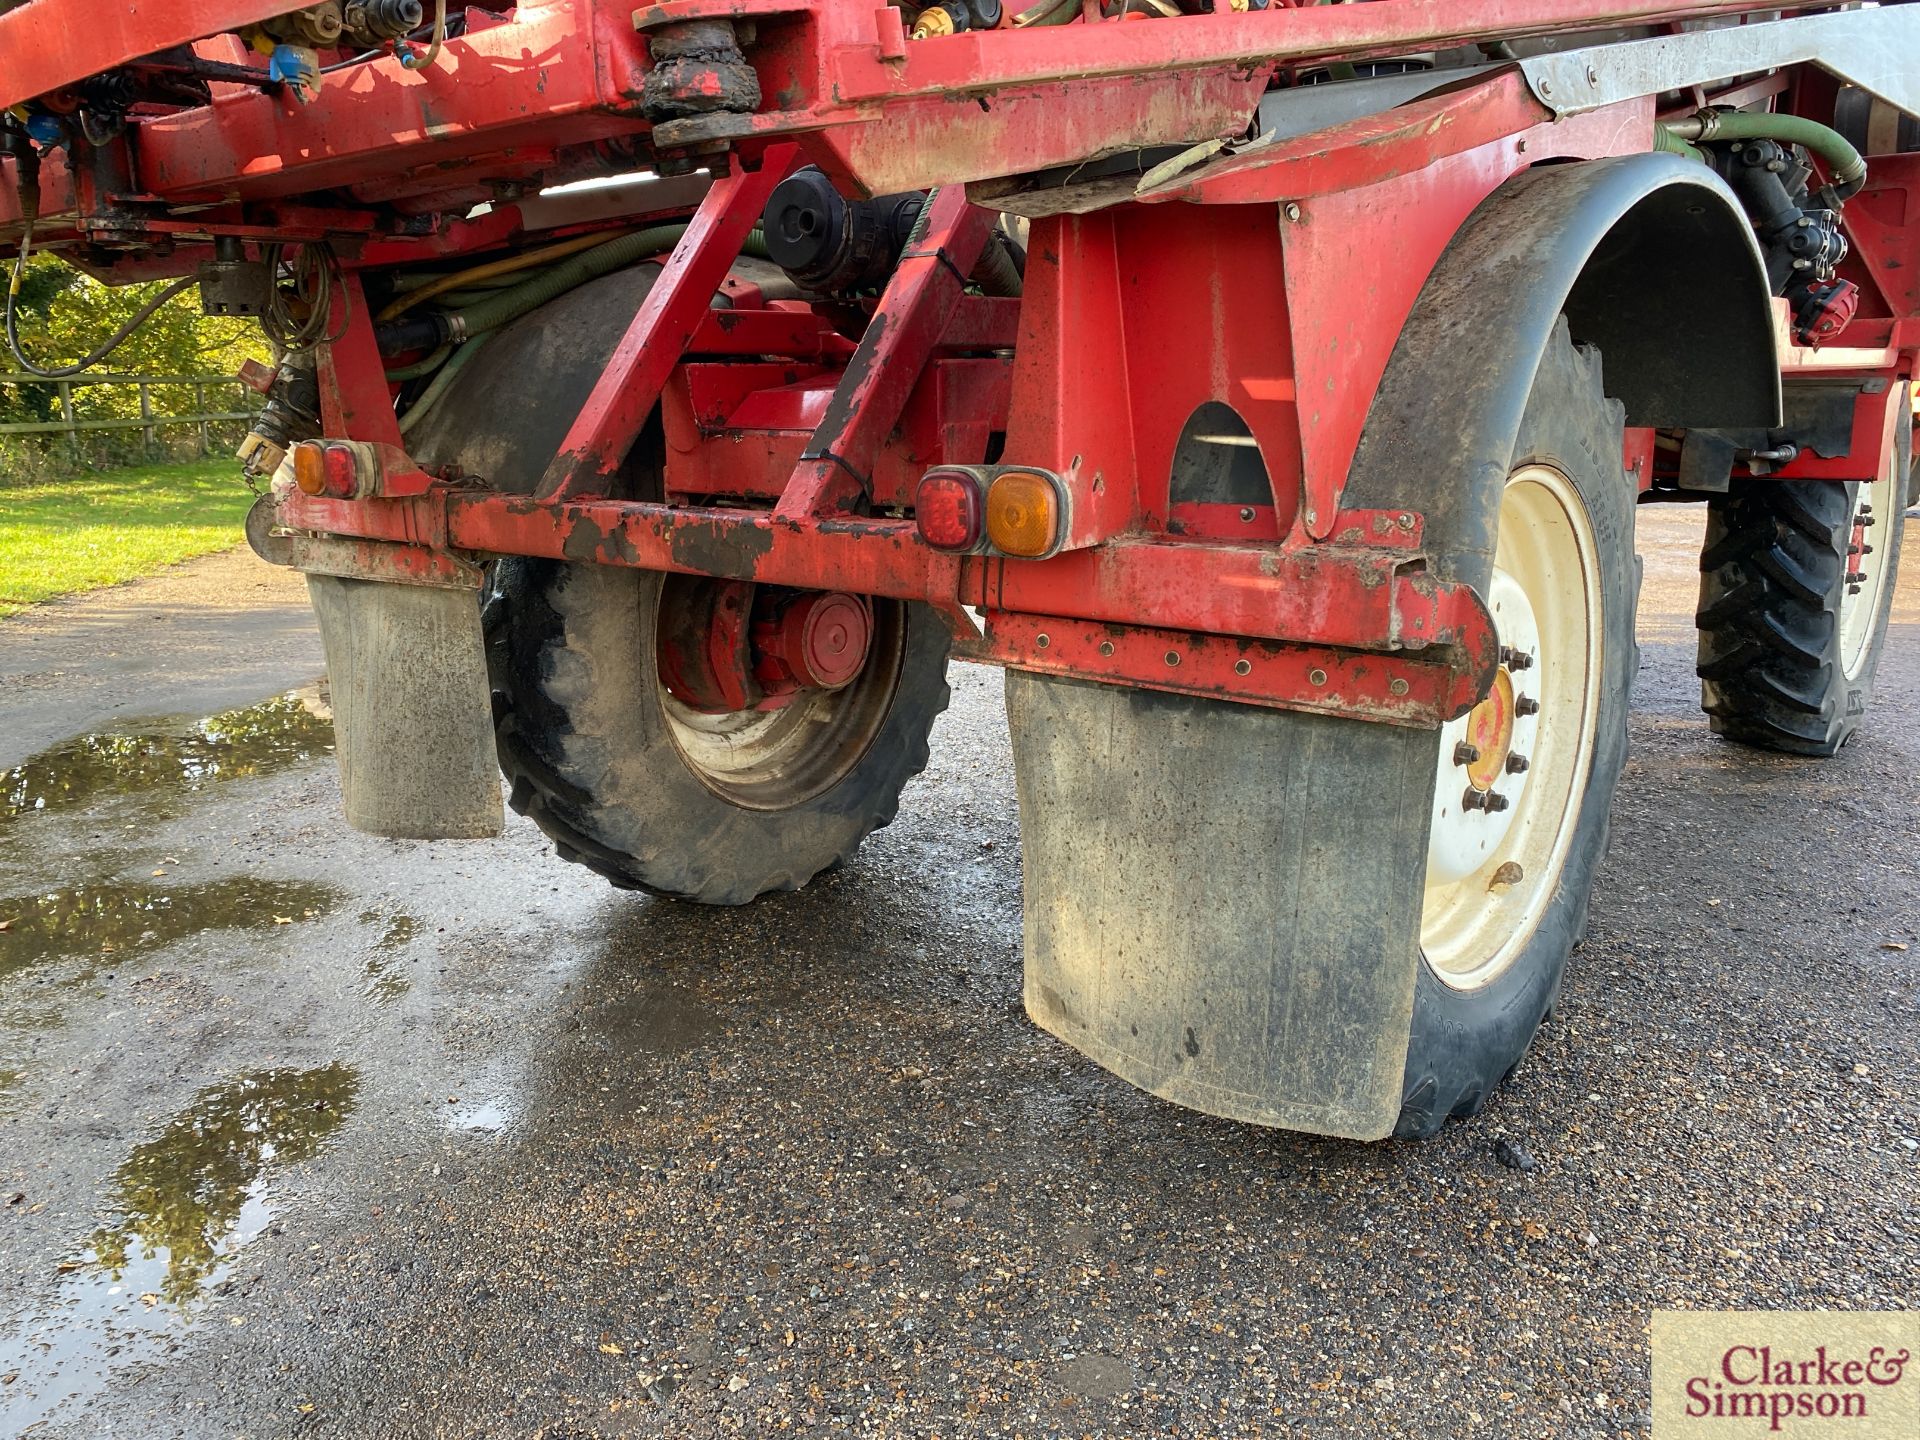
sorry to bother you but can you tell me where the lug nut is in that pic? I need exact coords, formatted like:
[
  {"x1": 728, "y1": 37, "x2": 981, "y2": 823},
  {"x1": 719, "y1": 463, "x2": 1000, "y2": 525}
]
[
  {"x1": 1505, "y1": 752, "x2": 1529, "y2": 774},
  {"x1": 1453, "y1": 741, "x2": 1481, "y2": 766},
  {"x1": 1484, "y1": 791, "x2": 1510, "y2": 812},
  {"x1": 1514, "y1": 695, "x2": 1540, "y2": 716},
  {"x1": 1499, "y1": 646, "x2": 1534, "y2": 671},
  {"x1": 1845, "y1": 571, "x2": 1867, "y2": 585},
  {"x1": 1462, "y1": 788, "x2": 1510, "y2": 813}
]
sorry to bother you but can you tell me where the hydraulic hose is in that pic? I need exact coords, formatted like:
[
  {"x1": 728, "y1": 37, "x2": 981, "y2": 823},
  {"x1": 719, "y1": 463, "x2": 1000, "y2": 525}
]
[
  {"x1": 397, "y1": 331, "x2": 492, "y2": 435},
  {"x1": 1652, "y1": 125, "x2": 1706, "y2": 166},
  {"x1": 1659, "y1": 110, "x2": 1868, "y2": 203},
  {"x1": 384, "y1": 341, "x2": 452, "y2": 382},
  {"x1": 377, "y1": 228, "x2": 623, "y2": 321},
  {"x1": 444, "y1": 223, "x2": 768, "y2": 340}
]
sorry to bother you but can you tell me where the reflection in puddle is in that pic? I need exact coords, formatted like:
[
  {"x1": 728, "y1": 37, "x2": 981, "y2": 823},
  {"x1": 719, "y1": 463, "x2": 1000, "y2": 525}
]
[
  {"x1": 89, "y1": 1064, "x2": 360, "y2": 1302},
  {"x1": 0, "y1": 690, "x2": 333, "y2": 823},
  {"x1": 0, "y1": 1064, "x2": 359, "y2": 1432},
  {"x1": 0, "y1": 877, "x2": 340, "y2": 981}
]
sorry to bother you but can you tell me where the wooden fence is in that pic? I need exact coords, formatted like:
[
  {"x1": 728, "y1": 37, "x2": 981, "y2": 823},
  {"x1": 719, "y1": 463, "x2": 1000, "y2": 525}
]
[{"x1": 0, "y1": 371, "x2": 260, "y2": 462}]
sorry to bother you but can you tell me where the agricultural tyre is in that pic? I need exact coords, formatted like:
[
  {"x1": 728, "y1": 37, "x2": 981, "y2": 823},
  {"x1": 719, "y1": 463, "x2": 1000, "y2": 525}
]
[
  {"x1": 407, "y1": 265, "x2": 952, "y2": 903},
  {"x1": 1695, "y1": 389, "x2": 1909, "y2": 756}
]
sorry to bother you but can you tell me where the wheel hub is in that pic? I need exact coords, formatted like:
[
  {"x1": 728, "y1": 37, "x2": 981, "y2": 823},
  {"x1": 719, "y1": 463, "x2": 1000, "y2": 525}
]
[
  {"x1": 657, "y1": 576, "x2": 874, "y2": 715},
  {"x1": 1420, "y1": 464, "x2": 1602, "y2": 992},
  {"x1": 1427, "y1": 567, "x2": 1542, "y2": 886}
]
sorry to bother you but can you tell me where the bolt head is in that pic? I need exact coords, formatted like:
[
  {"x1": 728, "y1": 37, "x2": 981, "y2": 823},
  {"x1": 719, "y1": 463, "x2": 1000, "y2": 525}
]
[
  {"x1": 1514, "y1": 696, "x2": 1540, "y2": 717},
  {"x1": 1453, "y1": 741, "x2": 1481, "y2": 767},
  {"x1": 1505, "y1": 753, "x2": 1529, "y2": 775},
  {"x1": 1284, "y1": 202, "x2": 1303, "y2": 222},
  {"x1": 1484, "y1": 791, "x2": 1510, "y2": 813}
]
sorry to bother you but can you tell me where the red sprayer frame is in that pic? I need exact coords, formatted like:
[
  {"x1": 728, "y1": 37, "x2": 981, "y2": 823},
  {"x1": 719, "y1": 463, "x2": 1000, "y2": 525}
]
[{"x1": 3, "y1": 0, "x2": 1916, "y2": 726}]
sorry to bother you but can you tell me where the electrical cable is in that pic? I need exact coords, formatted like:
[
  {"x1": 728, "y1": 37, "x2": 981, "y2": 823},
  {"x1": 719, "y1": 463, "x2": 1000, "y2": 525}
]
[{"x1": 261, "y1": 241, "x2": 349, "y2": 352}]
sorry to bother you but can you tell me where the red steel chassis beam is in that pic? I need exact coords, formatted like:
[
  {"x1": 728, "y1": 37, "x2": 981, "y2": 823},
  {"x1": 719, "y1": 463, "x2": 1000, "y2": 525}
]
[{"x1": 270, "y1": 485, "x2": 1496, "y2": 727}]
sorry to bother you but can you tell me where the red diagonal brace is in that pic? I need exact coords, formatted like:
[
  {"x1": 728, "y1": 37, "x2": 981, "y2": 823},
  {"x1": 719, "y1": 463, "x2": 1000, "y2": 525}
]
[
  {"x1": 317, "y1": 275, "x2": 405, "y2": 447},
  {"x1": 776, "y1": 186, "x2": 998, "y2": 519},
  {"x1": 538, "y1": 143, "x2": 801, "y2": 502}
]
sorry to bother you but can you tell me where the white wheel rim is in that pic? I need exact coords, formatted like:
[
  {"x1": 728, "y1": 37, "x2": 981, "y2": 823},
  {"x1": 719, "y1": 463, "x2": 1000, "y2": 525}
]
[
  {"x1": 1421, "y1": 465, "x2": 1603, "y2": 991},
  {"x1": 1838, "y1": 447, "x2": 1899, "y2": 682}
]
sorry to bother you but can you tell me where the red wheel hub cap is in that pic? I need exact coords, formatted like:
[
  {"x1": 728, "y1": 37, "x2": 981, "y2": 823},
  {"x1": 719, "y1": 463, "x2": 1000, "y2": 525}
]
[{"x1": 755, "y1": 591, "x2": 872, "y2": 692}]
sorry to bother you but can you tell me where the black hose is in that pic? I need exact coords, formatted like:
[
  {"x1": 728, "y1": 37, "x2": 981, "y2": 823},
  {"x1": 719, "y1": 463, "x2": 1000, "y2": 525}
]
[{"x1": 5, "y1": 275, "x2": 197, "y2": 379}]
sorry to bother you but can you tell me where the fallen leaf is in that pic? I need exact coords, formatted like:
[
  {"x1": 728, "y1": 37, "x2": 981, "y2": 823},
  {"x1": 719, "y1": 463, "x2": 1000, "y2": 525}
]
[
  {"x1": 54, "y1": 1259, "x2": 84, "y2": 1272},
  {"x1": 1883, "y1": 942, "x2": 1909, "y2": 952},
  {"x1": 151, "y1": 870, "x2": 167, "y2": 878},
  {"x1": 139, "y1": 1292, "x2": 159, "y2": 1307},
  {"x1": 1522, "y1": 1221, "x2": 1548, "y2": 1240},
  {"x1": 272, "y1": 916, "x2": 293, "y2": 925},
  {"x1": 599, "y1": 1343, "x2": 624, "y2": 1356},
  {"x1": 298, "y1": 1403, "x2": 315, "y2": 1414},
  {"x1": 0, "y1": 918, "x2": 12, "y2": 931}
]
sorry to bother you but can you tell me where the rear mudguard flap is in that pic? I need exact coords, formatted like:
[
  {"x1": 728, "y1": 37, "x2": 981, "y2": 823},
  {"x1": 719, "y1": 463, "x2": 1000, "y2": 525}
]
[
  {"x1": 305, "y1": 573, "x2": 502, "y2": 841},
  {"x1": 1008, "y1": 670, "x2": 1433, "y2": 1140}
]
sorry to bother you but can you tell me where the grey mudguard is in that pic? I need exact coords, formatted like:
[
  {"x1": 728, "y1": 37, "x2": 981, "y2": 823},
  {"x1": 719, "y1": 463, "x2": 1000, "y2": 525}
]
[
  {"x1": 306, "y1": 573, "x2": 502, "y2": 840},
  {"x1": 1008, "y1": 670, "x2": 1433, "y2": 1140}
]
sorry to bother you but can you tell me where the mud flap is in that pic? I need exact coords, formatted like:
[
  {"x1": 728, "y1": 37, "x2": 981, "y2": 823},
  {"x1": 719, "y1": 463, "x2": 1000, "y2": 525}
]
[
  {"x1": 305, "y1": 574, "x2": 502, "y2": 840},
  {"x1": 1006, "y1": 670, "x2": 1435, "y2": 1140}
]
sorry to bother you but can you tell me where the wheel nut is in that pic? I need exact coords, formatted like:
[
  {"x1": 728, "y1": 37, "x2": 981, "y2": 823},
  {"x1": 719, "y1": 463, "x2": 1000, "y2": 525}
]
[
  {"x1": 1505, "y1": 752, "x2": 1529, "y2": 774},
  {"x1": 1845, "y1": 571, "x2": 1867, "y2": 585},
  {"x1": 1462, "y1": 788, "x2": 1487, "y2": 811},
  {"x1": 1500, "y1": 646, "x2": 1534, "y2": 671},
  {"x1": 1483, "y1": 791, "x2": 1510, "y2": 813},
  {"x1": 1453, "y1": 741, "x2": 1481, "y2": 766},
  {"x1": 1514, "y1": 695, "x2": 1540, "y2": 716}
]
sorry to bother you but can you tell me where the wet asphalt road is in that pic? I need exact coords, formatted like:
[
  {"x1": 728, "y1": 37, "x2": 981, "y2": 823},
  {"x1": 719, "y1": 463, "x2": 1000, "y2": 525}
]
[{"x1": 1, "y1": 510, "x2": 1916, "y2": 1440}]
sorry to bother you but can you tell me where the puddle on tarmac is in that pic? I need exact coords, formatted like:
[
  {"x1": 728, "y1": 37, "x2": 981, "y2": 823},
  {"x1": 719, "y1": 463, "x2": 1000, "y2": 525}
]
[
  {"x1": 358, "y1": 912, "x2": 419, "y2": 1003},
  {"x1": 0, "y1": 689, "x2": 333, "y2": 824},
  {"x1": 0, "y1": 876, "x2": 341, "y2": 984},
  {"x1": 0, "y1": 1064, "x2": 359, "y2": 1432}
]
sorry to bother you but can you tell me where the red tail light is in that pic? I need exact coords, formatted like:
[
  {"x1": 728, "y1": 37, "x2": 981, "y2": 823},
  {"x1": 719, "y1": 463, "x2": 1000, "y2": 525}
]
[
  {"x1": 289, "y1": 441, "x2": 371, "y2": 499},
  {"x1": 915, "y1": 467, "x2": 986, "y2": 553}
]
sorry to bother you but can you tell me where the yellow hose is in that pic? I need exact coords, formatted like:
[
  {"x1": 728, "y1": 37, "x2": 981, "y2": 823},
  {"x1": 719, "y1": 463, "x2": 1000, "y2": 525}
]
[{"x1": 375, "y1": 229, "x2": 628, "y2": 322}]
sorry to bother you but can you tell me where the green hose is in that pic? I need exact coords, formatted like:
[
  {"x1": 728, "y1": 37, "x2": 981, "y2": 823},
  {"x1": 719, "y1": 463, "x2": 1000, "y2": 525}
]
[
  {"x1": 384, "y1": 341, "x2": 452, "y2": 382},
  {"x1": 447, "y1": 224, "x2": 769, "y2": 340},
  {"x1": 1658, "y1": 110, "x2": 1868, "y2": 199},
  {"x1": 398, "y1": 332, "x2": 493, "y2": 435},
  {"x1": 1653, "y1": 125, "x2": 1706, "y2": 166}
]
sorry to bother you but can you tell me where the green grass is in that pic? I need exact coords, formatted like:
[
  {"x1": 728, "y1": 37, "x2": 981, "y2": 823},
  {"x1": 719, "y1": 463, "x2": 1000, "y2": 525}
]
[{"x1": 0, "y1": 460, "x2": 255, "y2": 617}]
